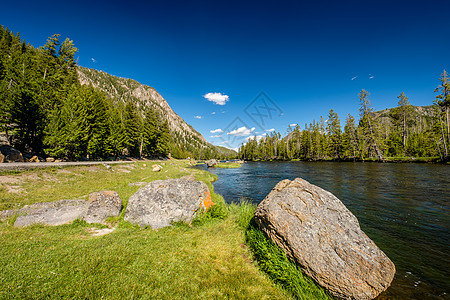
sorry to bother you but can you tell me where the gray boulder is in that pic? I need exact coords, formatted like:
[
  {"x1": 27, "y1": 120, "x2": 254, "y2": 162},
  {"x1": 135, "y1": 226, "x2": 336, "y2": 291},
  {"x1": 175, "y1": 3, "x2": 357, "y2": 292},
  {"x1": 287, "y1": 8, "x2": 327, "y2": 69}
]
[
  {"x1": 255, "y1": 178, "x2": 395, "y2": 300},
  {"x1": 124, "y1": 179, "x2": 212, "y2": 228},
  {"x1": 14, "y1": 200, "x2": 88, "y2": 227},
  {"x1": 83, "y1": 191, "x2": 122, "y2": 224},
  {"x1": 205, "y1": 159, "x2": 218, "y2": 167},
  {"x1": 0, "y1": 145, "x2": 24, "y2": 162}
]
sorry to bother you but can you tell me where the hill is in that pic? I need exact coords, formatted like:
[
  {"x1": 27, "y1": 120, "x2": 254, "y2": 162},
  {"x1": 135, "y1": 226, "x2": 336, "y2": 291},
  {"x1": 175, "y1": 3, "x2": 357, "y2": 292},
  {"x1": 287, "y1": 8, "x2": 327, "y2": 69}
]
[{"x1": 77, "y1": 67, "x2": 237, "y2": 159}]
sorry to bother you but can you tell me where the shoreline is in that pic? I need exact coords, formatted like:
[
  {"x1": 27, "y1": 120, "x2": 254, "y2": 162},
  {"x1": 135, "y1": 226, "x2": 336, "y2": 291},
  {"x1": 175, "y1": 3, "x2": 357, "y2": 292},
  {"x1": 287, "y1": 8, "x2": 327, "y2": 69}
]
[{"x1": 241, "y1": 157, "x2": 447, "y2": 164}]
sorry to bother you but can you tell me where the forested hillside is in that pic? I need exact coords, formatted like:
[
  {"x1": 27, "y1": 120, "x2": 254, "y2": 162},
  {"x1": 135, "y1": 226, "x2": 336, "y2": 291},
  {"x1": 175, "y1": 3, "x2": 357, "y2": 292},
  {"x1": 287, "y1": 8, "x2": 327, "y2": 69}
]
[
  {"x1": 0, "y1": 26, "x2": 235, "y2": 160},
  {"x1": 240, "y1": 86, "x2": 450, "y2": 162}
]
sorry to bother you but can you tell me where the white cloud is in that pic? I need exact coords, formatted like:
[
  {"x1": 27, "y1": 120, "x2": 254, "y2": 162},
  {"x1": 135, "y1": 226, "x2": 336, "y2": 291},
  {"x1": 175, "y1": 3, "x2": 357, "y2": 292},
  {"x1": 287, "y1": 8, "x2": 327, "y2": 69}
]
[
  {"x1": 245, "y1": 135, "x2": 264, "y2": 142},
  {"x1": 91, "y1": 58, "x2": 96, "y2": 63},
  {"x1": 210, "y1": 128, "x2": 223, "y2": 133},
  {"x1": 351, "y1": 76, "x2": 357, "y2": 80},
  {"x1": 227, "y1": 126, "x2": 255, "y2": 136},
  {"x1": 194, "y1": 116, "x2": 202, "y2": 119},
  {"x1": 204, "y1": 92, "x2": 229, "y2": 105},
  {"x1": 369, "y1": 75, "x2": 374, "y2": 79},
  {"x1": 289, "y1": 123, "x2": 298, "y2": 127},
  {"x1": 211, "y1": 112, "x2": 216, "y2": 115},
  {"x1": 265, "y1": 128, "x2": 275, "y2": 132},
  {"x1": 210, "y1": 135, "x2": 222, "y2": 138}
]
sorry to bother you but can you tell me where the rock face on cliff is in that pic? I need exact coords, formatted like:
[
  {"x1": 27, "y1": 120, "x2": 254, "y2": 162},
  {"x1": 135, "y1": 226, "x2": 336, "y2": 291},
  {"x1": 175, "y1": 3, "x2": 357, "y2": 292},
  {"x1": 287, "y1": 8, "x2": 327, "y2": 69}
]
[
  {"x1": 77, "y1": 67, "x2": 206, "y2": 143},
  {"x1": 124, "y1": 179, "x2": 213, "y2": 229},
  {"x1": 255, "y1": 178, "x2": 395, "y2": 300}
]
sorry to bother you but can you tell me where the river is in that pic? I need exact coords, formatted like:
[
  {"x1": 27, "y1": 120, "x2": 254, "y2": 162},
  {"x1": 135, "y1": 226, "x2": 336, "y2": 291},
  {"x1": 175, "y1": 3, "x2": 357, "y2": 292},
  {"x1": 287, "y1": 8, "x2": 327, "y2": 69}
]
[{"x1": 196, "y1": 161, "x2": 450, "y2": 299}]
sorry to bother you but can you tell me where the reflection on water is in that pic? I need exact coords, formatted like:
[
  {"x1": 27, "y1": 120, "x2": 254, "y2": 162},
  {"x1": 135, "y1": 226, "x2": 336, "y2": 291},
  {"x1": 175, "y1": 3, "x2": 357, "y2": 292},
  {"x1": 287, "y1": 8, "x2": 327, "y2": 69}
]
[{"x1": 196, "y1": 161, "x2": 450, "y2": 299}]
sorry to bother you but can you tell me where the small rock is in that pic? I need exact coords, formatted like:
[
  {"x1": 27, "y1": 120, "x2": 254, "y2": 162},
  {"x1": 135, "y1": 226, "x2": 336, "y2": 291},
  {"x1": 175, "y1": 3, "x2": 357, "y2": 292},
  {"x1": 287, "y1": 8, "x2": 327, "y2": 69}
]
[
  {"x1": 54, "y1": 159, "x2": 62, "y2": 163},
  {"x1": 83, "y1": 191, "x2": 122, "y2": 224},
  {"x1": 255, "y1": 178, "x2": 396, "y2": 300},
  {"x1": 205, "y1": 159, "x2": 218, "y2": 168},
  {"x1": 28, "y1": 155, "x2": 39, "y2": 163},
  {"x1": 142, "y1": 163, "x2": 146, "y2": 167},
  {"x1": 124, "y1": 179, "x2": 214, "y2": 228},
  {"x1": 152, "y1": 165, "x2": 162, "y2": 172},
  {"x1": 46, "y1": 157, "x2": 55, "y2": 162}
]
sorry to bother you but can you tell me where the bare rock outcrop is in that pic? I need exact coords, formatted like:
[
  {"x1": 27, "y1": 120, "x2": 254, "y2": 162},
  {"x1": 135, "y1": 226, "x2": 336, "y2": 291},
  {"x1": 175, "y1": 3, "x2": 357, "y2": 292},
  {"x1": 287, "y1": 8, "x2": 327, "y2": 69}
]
[
  {"x1": 14, "y1": 200, "x2": 88, "y2": 227},
  {"x1": 3, "y1": 191, "x2": 122, "y2": 227},
  {"x1": 254, "y1": 178, "x2": 395, "y2": 300},
  {"x1": 83, "y1": 191, "x2": 122, "y2": 224},
  {"x1": 124, "y1": 179, "x2": 214, "y2": 229}
]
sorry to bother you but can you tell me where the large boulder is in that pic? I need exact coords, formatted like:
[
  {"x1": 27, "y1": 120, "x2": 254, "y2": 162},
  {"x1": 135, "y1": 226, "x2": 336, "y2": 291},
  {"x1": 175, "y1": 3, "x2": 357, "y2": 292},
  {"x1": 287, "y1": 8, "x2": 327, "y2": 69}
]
[
  {"x1": 0, "y1": 145, "x2": 24, "y2": 162},
  {"x1": 205, "y1": 159, "x2": 218, "y2": 168},
  {"x1": 83, "y1": 191, "x2": 122, "y2": 224},
  {"x1": 7, "y1": 191, "x2": 122, "y2": 227},
  {"x1": 124, "y1": 179, "x2": 213, "y2": 228},
  {"x1": 14, "y1": 200, "x2": 88, "y2": 227},
  {"x1": 0, "y1": 152, "x2": 4, "y2": 163},
  {"x1": 255, "y1": 178, "x2": 395, "y2": 300}
]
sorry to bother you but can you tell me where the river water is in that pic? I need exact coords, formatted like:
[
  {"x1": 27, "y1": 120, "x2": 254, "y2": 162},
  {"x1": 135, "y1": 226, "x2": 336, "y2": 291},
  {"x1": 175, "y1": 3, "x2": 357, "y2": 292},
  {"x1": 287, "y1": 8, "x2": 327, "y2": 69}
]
[{"x1": 196, "y1": 161, "x2": 450, "y2": 299}]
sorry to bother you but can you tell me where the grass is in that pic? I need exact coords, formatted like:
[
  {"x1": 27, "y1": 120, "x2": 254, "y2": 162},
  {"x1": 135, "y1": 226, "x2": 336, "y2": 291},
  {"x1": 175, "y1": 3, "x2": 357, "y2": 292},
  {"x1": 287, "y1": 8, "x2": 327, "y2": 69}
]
[
  {"x1": 229, "y1": 202, "x2": 333, "y2": 300},
  {"x1": 0, "y1": 160, "x2": 330, "y2": 299},
  {"x1": 214, "y1": 162, "x2": 242, "y2": 169}
]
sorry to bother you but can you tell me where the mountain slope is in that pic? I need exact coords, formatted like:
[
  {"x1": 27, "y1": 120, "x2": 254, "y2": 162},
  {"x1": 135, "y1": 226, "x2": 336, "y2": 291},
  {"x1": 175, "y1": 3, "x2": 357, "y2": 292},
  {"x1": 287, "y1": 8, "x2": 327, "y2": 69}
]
[{"x1": 77, "y1": 67, "x2": 236, "y2": 159}]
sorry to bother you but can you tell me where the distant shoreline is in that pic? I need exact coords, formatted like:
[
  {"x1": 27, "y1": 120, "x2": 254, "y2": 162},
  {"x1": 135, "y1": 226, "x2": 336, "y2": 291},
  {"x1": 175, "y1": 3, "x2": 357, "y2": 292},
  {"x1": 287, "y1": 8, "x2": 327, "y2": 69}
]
[{"x1": 241, "y1": 157, "x2": 448, "y2": 164}]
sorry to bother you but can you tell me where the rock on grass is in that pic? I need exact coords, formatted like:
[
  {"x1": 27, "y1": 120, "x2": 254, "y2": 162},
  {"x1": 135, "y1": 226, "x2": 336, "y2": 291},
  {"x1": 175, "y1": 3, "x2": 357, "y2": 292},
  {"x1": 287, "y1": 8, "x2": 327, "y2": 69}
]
[{"x1": 124, "y1": 179, "x2": 214, "y2": 229}]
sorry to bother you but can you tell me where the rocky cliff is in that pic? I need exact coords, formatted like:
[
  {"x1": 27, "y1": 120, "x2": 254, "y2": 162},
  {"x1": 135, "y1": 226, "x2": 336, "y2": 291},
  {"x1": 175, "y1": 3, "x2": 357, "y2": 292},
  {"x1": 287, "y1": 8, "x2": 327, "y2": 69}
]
[{"x1": 77, "y1": 67, "x2": 206, "y2": 142}]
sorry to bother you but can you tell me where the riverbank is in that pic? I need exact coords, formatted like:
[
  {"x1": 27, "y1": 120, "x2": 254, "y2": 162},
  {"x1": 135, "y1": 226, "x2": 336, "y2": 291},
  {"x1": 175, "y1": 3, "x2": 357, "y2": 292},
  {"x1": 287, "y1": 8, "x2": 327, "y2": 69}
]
[
  {"x1": 214, "y1": 162, "x2": 242, "y2": 168},
  {"x1": 0, "y1": 160, "x2": 329, "y2": 299},
  {"x1": 243, "y1": 156, "x2": 446, "y2": 163}
]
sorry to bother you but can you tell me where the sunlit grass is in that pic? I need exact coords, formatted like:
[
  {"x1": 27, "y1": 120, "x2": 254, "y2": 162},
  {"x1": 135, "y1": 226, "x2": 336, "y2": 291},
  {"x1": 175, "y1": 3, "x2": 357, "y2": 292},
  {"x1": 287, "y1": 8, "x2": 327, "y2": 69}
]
[{"x1": 214, "y1": 162, "x2": 242, "y2": 169}]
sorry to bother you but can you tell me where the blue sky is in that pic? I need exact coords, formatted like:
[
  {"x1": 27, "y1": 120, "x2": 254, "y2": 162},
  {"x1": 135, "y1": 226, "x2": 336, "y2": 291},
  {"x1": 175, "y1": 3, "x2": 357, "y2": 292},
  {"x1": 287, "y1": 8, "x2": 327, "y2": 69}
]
[{"x1": 1, "y1": 0, "x2": 449, "y2": 150}]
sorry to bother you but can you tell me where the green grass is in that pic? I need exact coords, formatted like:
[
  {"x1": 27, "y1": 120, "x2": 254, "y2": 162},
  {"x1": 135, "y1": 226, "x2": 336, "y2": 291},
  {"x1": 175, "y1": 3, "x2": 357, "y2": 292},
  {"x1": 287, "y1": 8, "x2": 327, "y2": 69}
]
[
  {"x1": 0, "y1": 217, "x2": 289, "y2": 299},
  {"x1": 230, "y1": 202, "x2": 333, "y2": 300},
  {"x1": 0, "y1": 160, "x2": 330, "y2": 299},
  {"x1": 0, "y1": 161, "x2": 193, "y2": 211},
  {"x1": 214, "y1": 162, "x2": 242, "y2": 168}
]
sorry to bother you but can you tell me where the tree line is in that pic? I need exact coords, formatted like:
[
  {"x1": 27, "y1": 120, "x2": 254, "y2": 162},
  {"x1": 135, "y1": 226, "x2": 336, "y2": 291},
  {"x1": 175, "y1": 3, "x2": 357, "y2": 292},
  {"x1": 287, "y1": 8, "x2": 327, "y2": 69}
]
[
  {"x1": 239, "y1": 73, "x2": 450, "y2": 162},
  {"x1": 0, "y1": 26, "x2": 217, "y2": 160}
]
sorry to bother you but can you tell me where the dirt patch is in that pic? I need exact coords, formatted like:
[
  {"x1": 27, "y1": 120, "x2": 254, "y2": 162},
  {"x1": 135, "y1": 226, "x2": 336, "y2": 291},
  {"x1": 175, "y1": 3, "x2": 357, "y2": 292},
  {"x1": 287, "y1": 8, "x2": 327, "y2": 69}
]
[
  {"x1": 5, "y1": 185, "x2": 26, "y2": 194},
  {"x1": 86, "y1": 227, "x2": 116, "y2": 236},
  {"x1": 0, "y1": 176, "x2": 20, "y2": 185},
  {"x1": 20, "y1": 173, "x2": 39, "y2": 181},
  {"x1": 117, "y1": 169, "x2": 131, "y2": 173},
  {"x1": 57, "y1": 169, "x2": 74, "y2": 175},
  {"x1": 120, "y1": 164, "x2": 135, "y2": 170},
  {"x1": 42, "y1": 173, "x2": 59, "y2": 182},
  {"x1": 87, "y1": 166, "x2": 101, "y2": 172}
]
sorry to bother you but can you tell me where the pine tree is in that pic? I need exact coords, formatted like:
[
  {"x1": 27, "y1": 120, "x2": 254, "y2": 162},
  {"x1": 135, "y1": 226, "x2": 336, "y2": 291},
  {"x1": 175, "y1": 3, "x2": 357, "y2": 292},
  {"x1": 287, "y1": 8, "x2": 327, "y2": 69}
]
[
  {"x1": 358, "y1": 89, "x2": 384, "y2": 161},
  {"x1": 327, "y1": 109, "x2": 342, "y2": 159},
  {"x1": 434, "y1": 70, "x2": 450, "y2": 159},
  {"x1": 123, "y1": 101, "x2": 141, "y2": 156}
]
